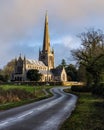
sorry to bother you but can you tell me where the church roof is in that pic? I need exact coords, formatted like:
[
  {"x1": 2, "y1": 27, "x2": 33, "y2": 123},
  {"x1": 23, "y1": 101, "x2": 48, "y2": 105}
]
[
  {"x1": 51, "y1": 67, "x2": 63, "y2": 76},
  {"x1": 26, "y1": 59, "x2": 47, "y2": 67},
  {"x1": 39, "y1": 70, "x2": 52, "y2": 75}
]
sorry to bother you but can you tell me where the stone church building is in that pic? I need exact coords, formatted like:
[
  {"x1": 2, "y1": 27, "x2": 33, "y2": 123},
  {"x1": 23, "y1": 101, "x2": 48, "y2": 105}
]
[{"x1": 13, "y1": 13, "x2": 67, "y2": 82}]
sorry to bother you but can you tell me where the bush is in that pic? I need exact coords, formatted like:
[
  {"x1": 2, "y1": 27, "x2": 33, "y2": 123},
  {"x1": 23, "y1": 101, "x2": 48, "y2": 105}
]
[
  {"x1": 92, "y1": 83, "x2": 104, "y2": 97},
  {"x1": 71, "y1": 85, "x2": 91, "y2": 92},
  {"x1": 0, "y1": 88, "x2": 35, "y2": 103}
]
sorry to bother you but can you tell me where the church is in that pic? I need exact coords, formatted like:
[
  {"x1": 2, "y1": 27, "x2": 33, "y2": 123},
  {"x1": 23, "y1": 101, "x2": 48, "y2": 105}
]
[{"x1": 12, "y1": 13, "x2": 67, "y2": 82}]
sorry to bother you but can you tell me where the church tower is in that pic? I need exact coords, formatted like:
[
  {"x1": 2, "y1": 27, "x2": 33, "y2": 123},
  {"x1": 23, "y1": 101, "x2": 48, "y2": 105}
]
[{"x1": 39, "y1": 12, "x2": 54, "y2": 70}]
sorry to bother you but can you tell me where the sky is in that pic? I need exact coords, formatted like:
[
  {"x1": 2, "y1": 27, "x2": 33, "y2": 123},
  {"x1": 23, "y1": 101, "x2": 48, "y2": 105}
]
[{"x1": 0, "y1": 0, "x2": 104, "y2": 68}]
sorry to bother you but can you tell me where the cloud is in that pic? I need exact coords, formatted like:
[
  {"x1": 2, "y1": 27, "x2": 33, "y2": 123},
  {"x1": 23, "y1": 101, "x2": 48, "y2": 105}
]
[
  {"x1": 0, "y1": 0, "x2": 104, "y2": 68},
  {"x1": 1, "y1": 0, "x2": 104, "y2": 40},
  {"x1": 61, "y1": 36, "x2": 80, "y2": 49}
]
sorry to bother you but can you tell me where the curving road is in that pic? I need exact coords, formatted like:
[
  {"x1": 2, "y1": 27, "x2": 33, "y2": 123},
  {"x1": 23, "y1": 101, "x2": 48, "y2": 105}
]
[{"x1": 0, "y1": 87, "x2": 77, "y2": 130}]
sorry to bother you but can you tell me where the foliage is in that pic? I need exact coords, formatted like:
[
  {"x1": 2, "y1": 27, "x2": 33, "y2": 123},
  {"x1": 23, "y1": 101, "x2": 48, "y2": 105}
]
[
  {"x1": 0, "y1": 72, "x2": 8, "y2": 82},
  {"x1": 0, "y1": 74, "x2": 5, "y2": 82},
  {"x1": 77, "y1": 64, "x2": 87, "y2": 82},
  {"x1": 0, "y1": 85, "x2": 53, "y2": 110},
  {"x1": 60, "y1": 89, "x2": 104, "y2": 130},
  {"x1": 101, "y1": 72, "x2": 104, "y2": 82},
  {"x1": 57, "y1": 61, "x2": 78, "y2": 81},
  {"x1": 72, "y1": 28, "x2": 104, "y2": 85},
  {"x1": 92, "y1": 83, "x2": 104, "y2": 97},
  {"x1": 71, "y1": 85, "x2": 91, "y2": 92},
  {"x1": 61, "y1": 59, "x2": 67, "y2": 67},
  {"x1": 27, "y1": 69, "x2": 42, "y2": 81},
  {"x1": 66, "y1": 64, "x2": 78, "y2": 81},
  {"x1": 0, "y1": 59, "x2": 15, "y2": 82},
  {"x1": 57, "y1": 59, "x2": 67, "y2": 68},
  {"x1": 0, "y1": 87, "x2": 35, "y2": 103}
]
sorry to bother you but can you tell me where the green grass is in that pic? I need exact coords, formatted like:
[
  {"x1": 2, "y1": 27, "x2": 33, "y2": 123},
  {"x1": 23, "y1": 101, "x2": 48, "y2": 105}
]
[
  {"x1": 60, "y1": 89, "x2": 104, "y2": 130},
  {"x1": 0, "y1": 84, "x2": 52, "y2": 96},
  {"x1": 0, "y1": 84, "x2": 47, "y2": 92},
  {"x1": 0, "y1": 84, "x2": 53, "y2": 110}
]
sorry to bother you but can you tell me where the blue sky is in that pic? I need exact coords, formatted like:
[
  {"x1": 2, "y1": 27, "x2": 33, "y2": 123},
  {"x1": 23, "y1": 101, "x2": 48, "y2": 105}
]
[{"x1": 0, "y1": 0, "x2": 104, "y2": 68}]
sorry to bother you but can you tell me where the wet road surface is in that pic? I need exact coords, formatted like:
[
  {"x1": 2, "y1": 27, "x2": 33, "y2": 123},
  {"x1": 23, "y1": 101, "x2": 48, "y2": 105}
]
[{"x1": 0, "y1": 87, "x2": 77, "y2": 130}]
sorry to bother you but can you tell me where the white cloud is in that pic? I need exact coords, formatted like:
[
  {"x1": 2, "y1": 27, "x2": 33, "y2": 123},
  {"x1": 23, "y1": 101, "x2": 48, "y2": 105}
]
[
  {"x1": 62, "y1": 36, "x2": 80, "y2": 49},
  {"x1": 53, "y1": 36, "x2": 80, "y2": 49}
]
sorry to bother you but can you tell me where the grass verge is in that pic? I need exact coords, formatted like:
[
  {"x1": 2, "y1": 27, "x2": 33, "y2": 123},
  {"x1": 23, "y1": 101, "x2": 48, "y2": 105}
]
[
  {"x1": 60, "y1": 89, "x2": 104, "y2": 130},
  {"x1": 0, "y1": 95, "x2": 51, "y2": 110},
  {"x1": 0, "y1": 85, "x2": 53, "y2": 110}
]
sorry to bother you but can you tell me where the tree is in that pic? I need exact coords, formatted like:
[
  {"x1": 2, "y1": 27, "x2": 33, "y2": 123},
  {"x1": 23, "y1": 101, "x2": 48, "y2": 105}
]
[
  {"x1": 66, "y1": 64, "x2": 78, "y2": 81},
  {"x1": 3, "y1": 59, "x2": 15, "y2": 81},
  {"x1": 77, "y1": 64, "x2": 87, "y2": 82},
  {"x1": 0, "y1": 60, "x2": 15, "y2": 82},
  {"x1": 27, "y1": 69, "x2": 42, "y2": 81},
  {"x1": 61, "y1": 59, "x2": 67, "y2": 67},
  {"x1": 72, "y1": 29, "x2": 104, "y2": 84},
  {"x1": 57, "y1": 59, "x2": 67, "y2": 68},
  {"x1": 72, "y1": 29, "x2": 104, "y2": 85}
]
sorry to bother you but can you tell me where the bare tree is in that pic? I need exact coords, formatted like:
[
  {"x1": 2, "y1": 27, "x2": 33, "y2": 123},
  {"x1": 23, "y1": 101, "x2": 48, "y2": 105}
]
[{"x1": 72, "y1": 29, "x2": 104, "y2": 85}]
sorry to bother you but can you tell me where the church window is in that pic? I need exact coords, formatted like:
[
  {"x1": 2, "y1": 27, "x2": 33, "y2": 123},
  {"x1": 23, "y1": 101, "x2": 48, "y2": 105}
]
[
  {"x1": 45, "y1": 76, "x2": 47, "y2": 81},
  {"x1": 49, "y1": 76, "x2": 51, "y2": 81},
  {"x1": 17, "y1": 66, "x2": 23, "y2": 74},
  {"x1": 62, "y1": 74, "x2": 65, "y2": 81},
  {"x1": 42, "y1": 76, "x2": 44, "y2": 81}
]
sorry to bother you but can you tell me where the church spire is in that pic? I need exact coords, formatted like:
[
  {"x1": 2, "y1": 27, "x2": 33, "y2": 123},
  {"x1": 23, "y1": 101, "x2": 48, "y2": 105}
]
[
  {"x1": 43, "y1": 12, "x2": 50, "y2": 52},
  {"x1": 39, "y1": 12, "x2": 54, "y2": 69}
]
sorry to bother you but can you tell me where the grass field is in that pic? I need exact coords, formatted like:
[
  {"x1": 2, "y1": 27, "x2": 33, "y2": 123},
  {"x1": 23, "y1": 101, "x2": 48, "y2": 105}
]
[
  {"x1": 0, "y1": 84, "x2": 52, "y2": 110},
  {"x1": 0, "y1": 84, "x2": 50, "y2": 92},
  {"x1": 60, "y1": 89, "x2": 104, "y2": 130}
]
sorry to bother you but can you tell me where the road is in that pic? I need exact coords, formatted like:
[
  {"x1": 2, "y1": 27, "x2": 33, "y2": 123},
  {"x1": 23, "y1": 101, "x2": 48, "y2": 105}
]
[{"x1": 0, "y1": 87, "x2": 77, "y2": 130}]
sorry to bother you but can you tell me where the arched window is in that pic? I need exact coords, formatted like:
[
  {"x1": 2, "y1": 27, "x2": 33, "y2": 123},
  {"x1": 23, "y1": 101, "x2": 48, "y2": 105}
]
[{"x1": 62, "y1": 74, "x2": 65, "y2": 81}]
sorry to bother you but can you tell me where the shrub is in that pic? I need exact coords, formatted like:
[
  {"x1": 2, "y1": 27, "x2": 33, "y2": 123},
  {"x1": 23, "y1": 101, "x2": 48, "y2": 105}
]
[
  {"x1": 92, "y1": 83, "x2": 104, "y2": 97},
  {"x1": 71, "y1": 85, "x2": 91, "y2": 92}
]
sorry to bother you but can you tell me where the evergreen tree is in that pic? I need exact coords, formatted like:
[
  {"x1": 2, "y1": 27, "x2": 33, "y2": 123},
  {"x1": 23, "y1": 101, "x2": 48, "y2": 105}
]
[
  {"x1": 57, "y1": 59, "x2": 67, "y2": 68},
  {"x1": 66, "y1": 64, "x2": 78, "y2": 81}
]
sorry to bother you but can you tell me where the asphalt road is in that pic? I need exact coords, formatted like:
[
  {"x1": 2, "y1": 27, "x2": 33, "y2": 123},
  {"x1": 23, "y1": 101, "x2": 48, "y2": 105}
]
[{"x1": 0, "y1": 87, "x2": 77, "y2": 130}]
